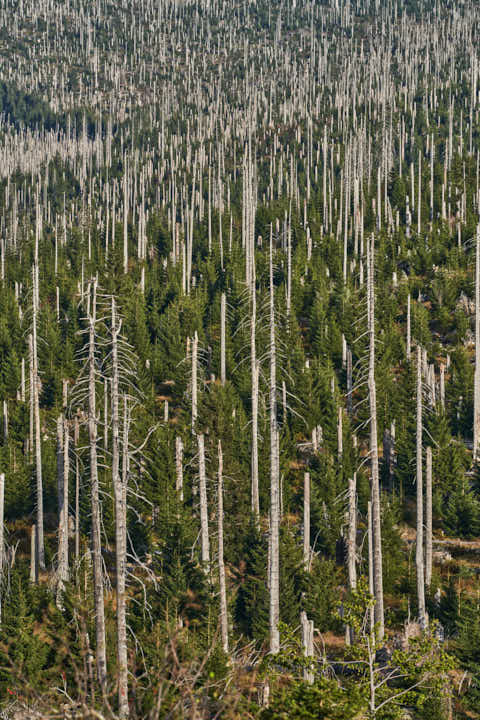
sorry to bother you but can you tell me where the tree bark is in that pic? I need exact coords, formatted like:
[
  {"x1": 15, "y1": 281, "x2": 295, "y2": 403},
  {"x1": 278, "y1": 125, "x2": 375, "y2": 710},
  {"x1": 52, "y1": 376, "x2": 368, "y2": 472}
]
[
  {"x1": 425, "y1": 446, "x2": 433, "y2": 589},
  {"x1": 474, "y1": 225, "x2": 480, "y2": 460},
  {"x1": 303, "y1": 472, "x2": 310, "y2": 571},
  {"x1": 32, "y1": 266, "x2": 45, "y2": 569},
  {"x1": 175, "y1": 436, "x2": 184, "y2": 502},
  {"x1": 111, "y1": 299, "x2": 129, "y2": 717},
  {"x1": 217, "y1": 441, "x2": 228, "y2": 653},
  {"x1": 88, "y1": 281, "x2": 107, "y2": 689},
  {"x1": 367, "y1": 235, "x2": 384, "y2": 640},
  {"x1": 416, "y1": 345, "x2": 427, "y2": 628},
  {"x1": 198, "y1": 433, "x2": 210, "y2": 571},
  {"x1": 269, "y1": 227, "x2": 280, "y2": 654},
  {"x1": 220, "y1": 292, "x2": 226, "y2": 385}
]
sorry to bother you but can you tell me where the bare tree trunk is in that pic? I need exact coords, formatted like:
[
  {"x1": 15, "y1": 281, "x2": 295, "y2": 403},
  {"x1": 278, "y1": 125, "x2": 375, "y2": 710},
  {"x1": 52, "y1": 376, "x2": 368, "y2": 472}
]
[
  {"x1": 74, "y1": 417, "x2": 80, "y2": 562},
  {"x1": 28, "y1": 335, "x2": 33, "y2": 460},
  {"x1": 440, "y1": 364, "x2": 445, "y2": 409},
  {"x1": 175, "y1": 436, "x2": 184, "y2": 502},
  {"x1": 111, "y1": 300, "x2": 129, "y2": 717},
  {"x1": 192, "y1": 332, "x2": 198, "y2": 432},
  {"x1": 251, "y1": 257, "x2": 260, "y2": 519},
  {"x1": 303, "y1": 472, "x2": 310, "y2": 571},
  {"x1": 416, "y1": 345, "x2": 427, "y2": 628},
  {"x1": 367, "y1": 236, "x2": 384, "y2": 640},
  {"x1": 407, "y1": 293, "x2": 411, "y2": 362},
  {"x1": 57, "y1": 417, "x2": 69, "y2": 606},
  {"x1": 220, "y1": 293, "x2": 226, "y2": 385},
  {"x1": 88, "y1": 281, "x2": 107, "y2": 689},
  {"x1": 198, "y1": 433, "x2": 210, "y2": 571},
  {"x1": 301, "y1": 610, "x2": 314, "y2": 684},
  {"x1": 0, "y1": 472, "x2": 4, "y2": 618},
  {"x1": 269, "y1": 227, "x2": 280, "y2": 654},
  {"x1": 425, "y1": 446, "x2": 433, "y2": 589},
  {"x1": 474, "y1": 225, "x2": 480, "y2": 460},
  {"x1": 346, "y1": 473, "x2": 357, "y2": 645},
  {"x1": 30, "y1": 523, "x2": 38, "y2": 584},
  {"x1": 123, "y1": 172, "x2": 128, "y2": 274},
  {"x1": 217, "y1": 441, "x2": 229, "y2": 653},
  {"x1": 367, "y1": 501, "x2": 374, "y2": 633},
  {"x1": 32, "y1": 267, "x2": 45, "y2": 569}
]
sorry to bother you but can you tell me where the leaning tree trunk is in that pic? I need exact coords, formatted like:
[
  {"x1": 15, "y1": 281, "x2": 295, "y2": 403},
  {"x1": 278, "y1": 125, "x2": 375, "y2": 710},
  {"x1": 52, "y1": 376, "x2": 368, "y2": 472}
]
[
  {"x1": 111, "y1": 299, "x2": 129, "y2": 718},
  {"x1": 217, "y1": 440, "x2": 229, "y2": 653},
  {"x1": 269, "y1": 226, "x2": 280, "y2": 654},
  {"x1": 88, "y1": 282, "x2": 107, "y2": 689},
  {"x1": 367, "y1": 235, "x2": 384, "y2": 640},
  {"x1": 416, "y1": 345, "x2": 427, "y2": 628}
]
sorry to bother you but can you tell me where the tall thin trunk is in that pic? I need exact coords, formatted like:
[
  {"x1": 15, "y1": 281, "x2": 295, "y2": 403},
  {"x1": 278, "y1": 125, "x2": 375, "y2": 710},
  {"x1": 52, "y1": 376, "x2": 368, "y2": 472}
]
[
  {"x1": 474, "y1": 225, "x2": 480, "y2": 459},
  {"x1": 57, "y1": 418, "x2": 69, "y2": 605},
  {"x1": 30, "y1": 524, "x2": 38, "y2": 584},
  {"x1": 123, "y1": 172, "x2": 128, "y2": 274},
  {"x1": 251, "y1": 254, "x2": 259, "y2": 519},
  {"x1": 367, "y1": 235, "x2": 384, "y2": 640},
  {"x1": 88, "y1": 281, "x2": 107, "y2": 689},
  {"x1": 269, "y1": 227, "x2": 280, "y2": 654},
  {"x1": 111, "y1": 299, "x2": 129, "y2": 717},
  {"x1": 416, "y1": 345, "x2": 427, "y2": 627},
  {"x1": 175, "y1": 436, "x2": 184, "y2": 502},
  {"x1": 346, "y1": 474, "x2": 357, "y2": 645},
  {"x1": 74, "y1": 417, "x2": 80, "y2": 562},
  {"x1": 367, "y1": 501, "x2": 374, "y2": 633},
  {"x1": 220, "y1": 292, "x2": 226, "y2": 385},
  {"x1": 0, "y1": 472, "x2": 4, "y2": 619},
  {"x1": 32, "y1": 267, "x2": 45, "y2": 569},
  {"x1": 198, "y1": 434, "x2": 210, "y2": 570},
  {"x1": 192, "y1": 332, "x2": 198, "y2": 432},
  {"x1": 407, "y1": 293, "x2": 411, "y2": 361},
  {"x1": 425, "y1": 446, "x2": 433, "y2": 589},
  {"x1": 303, "y1": 472, "x2": 310, "y2": 571},
  {"x1": 217, "y1": 441, "x2": 228, "y2": 653}
]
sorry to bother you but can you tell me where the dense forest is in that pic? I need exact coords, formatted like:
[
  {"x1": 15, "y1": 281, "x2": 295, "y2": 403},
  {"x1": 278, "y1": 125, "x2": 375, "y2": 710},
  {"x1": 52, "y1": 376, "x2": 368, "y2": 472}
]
[{"x1": 0, "y1": 0, "x2": 479, "y2": 717}]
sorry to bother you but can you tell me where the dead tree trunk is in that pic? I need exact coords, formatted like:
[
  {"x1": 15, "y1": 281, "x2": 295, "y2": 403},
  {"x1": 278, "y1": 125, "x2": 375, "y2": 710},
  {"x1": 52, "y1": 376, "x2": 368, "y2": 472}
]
[
  {"x1": 367, "y1": 235, "x2": 384, "y2": 640},
  {"x1": 474, "y1": 225, "x2": 480, "y2": 460},
  {"x1": 346, "y1": 474, "x2": 357, "y2": 645},
  {"x1": 251, "y1": 256, "x2": 260, "y2": 519},
  {"x1": 300, "y1": 610, "x2": 314, "y2": 685},
  {"x1": 175, "y1": 436, "x2": 184, "y2": 502},
  {"x1": 111, "y1": 300, "x2": 129, "y2": 717},
  {"x1": 198, "y1": 433, "x2": 210, "y2": 571},
  {"x1": 269, "y1": 226, "x2": 280, "y2": 654},
  {"x1": 425, "y1": 446, "x2": 433, "y2": 590},
  {"x1": 57, "y1": 417, "x2": 69, "y2": 606},
  {"x1": 220, "y1": 293, "x2": 226, "y2": 385},
  {"x1": 217, "y1": 440, "x2": 229, "y2": 653},
  {"x1": 416, "y1": 345, "x2": 427, "y2": 628},
  {"x1": 303, "y1": 472, "x2": 310, "y2": 571},
  {"x1": 32, "y1": 267, "x2": 45, "y2": 569},
  {"x1": 88, "y1": 281, "x2": 107, "y2": 689}
]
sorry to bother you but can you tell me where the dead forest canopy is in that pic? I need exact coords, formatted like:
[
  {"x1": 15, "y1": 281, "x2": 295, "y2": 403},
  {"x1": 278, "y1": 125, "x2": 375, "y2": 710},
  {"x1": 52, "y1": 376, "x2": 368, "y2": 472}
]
[{"x1": 2, "y1": 0, "x2": 480, "y2": 717}]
